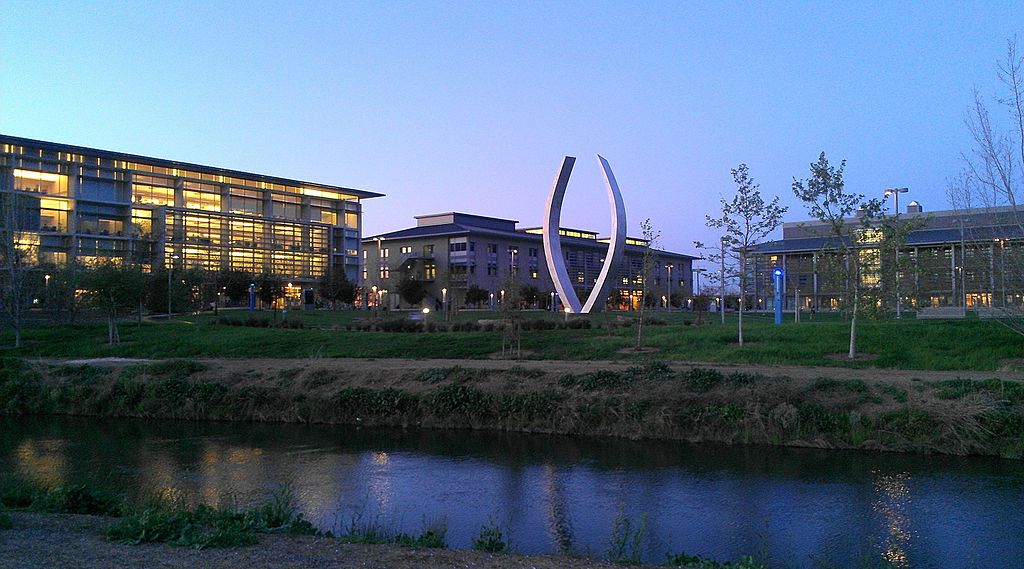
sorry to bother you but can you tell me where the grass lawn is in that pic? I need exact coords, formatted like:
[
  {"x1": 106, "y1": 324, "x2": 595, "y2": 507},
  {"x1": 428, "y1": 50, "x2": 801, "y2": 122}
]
[{"x1": 3, "y1": 308, "x2": 1023, "y2": 371}]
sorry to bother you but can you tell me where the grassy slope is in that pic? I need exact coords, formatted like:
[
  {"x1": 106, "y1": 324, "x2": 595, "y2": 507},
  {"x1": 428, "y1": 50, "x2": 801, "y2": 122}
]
[{"x1": 3, "y1": 310, "x2": 1023, "y2": 371}]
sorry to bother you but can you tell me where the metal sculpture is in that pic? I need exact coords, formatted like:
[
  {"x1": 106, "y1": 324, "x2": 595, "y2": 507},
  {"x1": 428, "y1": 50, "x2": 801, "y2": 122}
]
[{"x1": 542, "y1": 154, "x2": 627, "y2": 313}]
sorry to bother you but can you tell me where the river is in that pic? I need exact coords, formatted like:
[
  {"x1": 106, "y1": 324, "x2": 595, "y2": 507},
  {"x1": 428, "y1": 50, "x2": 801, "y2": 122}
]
[{"x1": 1, "y1": 416, "x2": 1021, "y2": 567}]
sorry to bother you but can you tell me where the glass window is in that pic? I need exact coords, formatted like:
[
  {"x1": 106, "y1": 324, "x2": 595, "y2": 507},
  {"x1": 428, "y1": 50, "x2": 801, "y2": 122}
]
[
  {"x1": 14, "y1": 169, "x2": 68, "y2": 196},
  {"x1": 183, "y1": 190, "x2": 221, "y2": 212}
]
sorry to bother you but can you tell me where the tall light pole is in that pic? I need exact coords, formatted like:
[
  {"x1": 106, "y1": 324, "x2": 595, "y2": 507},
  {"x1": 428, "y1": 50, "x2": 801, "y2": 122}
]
[
  {"x1": 956, "y1": 217, "x2": 971, "y2": 308},
  {"x1": 884, "y1": 187, "x2": 909, "y2": 317},
  {"x1": 167, "y1": 254, "x2": 179, "y2": 320},
  {"x1": 441, "y1": 287, "x2": 448, "y2": 321},
  {"x1": 666, "y1": 263, "x2": 673, "y2": 310},
  {"x1": 996, "y1": 238, "x2": 1007, "y2": 307},
  {"x1": 692, "y1": 268, "x2": 706, "y2": 300}
]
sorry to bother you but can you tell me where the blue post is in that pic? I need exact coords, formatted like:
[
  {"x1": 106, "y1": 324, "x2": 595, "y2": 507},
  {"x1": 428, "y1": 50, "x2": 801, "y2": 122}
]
[
  {"x1": 772, "y1": 268, "x2": 784, "y2": 325},
  {"x1": 248, "y1": 283, "x2": 256, "y2": 311}
]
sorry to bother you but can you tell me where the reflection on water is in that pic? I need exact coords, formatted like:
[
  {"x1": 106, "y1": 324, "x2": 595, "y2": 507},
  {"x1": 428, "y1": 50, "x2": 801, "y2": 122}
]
[
  {"x1": 1, "y1": 416, "x2": 1022, "y2": 567},
  {"x1": 874, "y1": 471, "x2": 912, "y2": 568}
]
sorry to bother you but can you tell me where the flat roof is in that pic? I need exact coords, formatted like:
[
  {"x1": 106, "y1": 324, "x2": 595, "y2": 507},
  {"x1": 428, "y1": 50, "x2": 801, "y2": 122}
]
[{"x1": 0, "y1": 133, "x2": 384, "y2": 199}]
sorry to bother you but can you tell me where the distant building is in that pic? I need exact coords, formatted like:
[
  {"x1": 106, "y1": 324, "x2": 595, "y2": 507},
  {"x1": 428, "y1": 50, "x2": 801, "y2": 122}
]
[
  {"x1": 363, "y1": 212, "x2": 696, "y2": 310},
  {"x1": 746, "y1": 203, "x2": 1024, "y2": 310},
  {"x1": 0, "y1": 134, "x2": 382, "y2": 301}
]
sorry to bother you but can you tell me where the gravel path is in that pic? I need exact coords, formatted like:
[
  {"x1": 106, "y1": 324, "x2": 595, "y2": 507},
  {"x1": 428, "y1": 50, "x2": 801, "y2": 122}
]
[{"x1": 0, "y1": 512, "x2": 623, "y2": 569}]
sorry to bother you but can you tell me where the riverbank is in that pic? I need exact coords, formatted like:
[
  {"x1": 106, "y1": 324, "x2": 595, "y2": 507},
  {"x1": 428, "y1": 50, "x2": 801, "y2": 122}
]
[
  {"x1": 0, "y1": 511, "x2": 633, "y2": 569},
  {"x1": 2, "y1": 357, "x2": 1022, "y2": 458}
]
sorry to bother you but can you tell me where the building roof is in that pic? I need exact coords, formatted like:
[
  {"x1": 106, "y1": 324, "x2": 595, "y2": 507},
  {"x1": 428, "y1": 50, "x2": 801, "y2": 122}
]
[
  {"x1": 1, "y1": 134, "x2": 384, "y2": 199},
  {"x1": 749, "y1": 224, "x2": 1024, "y2": 255},
  {"x1": 365, "y1": 212, "x2": 698, "y2": 259}
]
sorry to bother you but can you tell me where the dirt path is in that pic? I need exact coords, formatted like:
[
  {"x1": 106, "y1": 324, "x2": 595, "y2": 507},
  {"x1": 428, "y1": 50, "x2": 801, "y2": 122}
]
[{"x1": 0, "y1": 512, "x2": 622, "y2": 569}]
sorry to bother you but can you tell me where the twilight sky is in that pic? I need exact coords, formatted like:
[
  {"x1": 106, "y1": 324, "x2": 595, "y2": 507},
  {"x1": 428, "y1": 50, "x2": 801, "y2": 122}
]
[{"x1": 1, "y1": 1, "x2": 1021, "y2": 266}]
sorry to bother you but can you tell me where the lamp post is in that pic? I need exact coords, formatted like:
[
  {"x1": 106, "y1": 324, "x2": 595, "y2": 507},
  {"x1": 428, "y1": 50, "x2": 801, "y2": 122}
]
[
  {"x1": 441, "y1": 287, "x2": 448, "y2": 321},
  {"x1": 421, "y1": 307, "x2": 430, "y2": 332},
  {"x1": 550, "y1": 291, "x2": 555, "y2": 313},
  {"x1": 489, "y1": 292, "x2": 495, "y2": 311},
  {"x1": 167, "y1": 254, "x2": 179, "y2": 320},
  {"x1": 884, "y1": 187, "x2": 909, "y2": 317},
  {"x1": 996, "y1": 238, "x2": 1007, "y2": 307},
  {"x1": 666, "y1": 263, "x2": 673, "y2": 310},
  {"x1": 956, "y1": 218, "x2": 971, "y2": 308},
  {"x1": 692, "y1": 268, "x2": 706, "y2": 301}
]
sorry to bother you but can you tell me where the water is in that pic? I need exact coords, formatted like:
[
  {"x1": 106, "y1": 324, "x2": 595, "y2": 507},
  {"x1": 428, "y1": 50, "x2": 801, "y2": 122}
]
[{"x1": 1, "y1": 416, "x2": 1021, "y2": 568}]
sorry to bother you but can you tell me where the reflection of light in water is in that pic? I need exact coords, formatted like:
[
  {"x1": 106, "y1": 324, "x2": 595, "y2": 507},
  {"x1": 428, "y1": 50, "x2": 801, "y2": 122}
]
[
  {"x1": 872, "y1": 471, "x2": 913, "y2": 568},
  {"x1": 16, "y1": 439, "x2": 67, "y2": 486},
  {"x1": 228, "y1": 448, "x2": 263, "y2": 464},
  {"x1": 368, "y1": 451, "x2": 392, "y2": 512},
  {"x1": 543, "y1": 464, "x2": 574, "y2": 554}
]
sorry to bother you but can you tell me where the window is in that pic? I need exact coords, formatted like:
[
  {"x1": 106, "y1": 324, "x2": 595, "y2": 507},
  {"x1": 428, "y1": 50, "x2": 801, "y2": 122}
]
[
  {"x1": 345, "y1": 212, "x2": 359, "y2": 228},
  {"x1": 449, "y1": 241, "x2": 467, "y2": 252},
  {"x1": 400, "y1": 246, "x2": 413, "y2": 254},
  {"x1": 183, "y1": 190, "x2": 221, "y2": 212},
  {"x1": 39, "y1": 198, "x2": 70, "y2": 232},
  {"x1": 14, "y1": 169, "x2": 68, "y2": 196},
  {"x1": 229, "y1": 189, "x2": 263, "y2": 215},
  {"x1": 487, "y1": 243, "x2": 498, "y2": 254},
  {"x1": 381, "y1": 248, "x2": 389, "y2": 258},
  {"x1": 131, "y1": 209, "x2": 153, "y2": 238},
  {"x1": 133, "y1": 182, "x2": 175, "y2": 206},
  {"x1": 529, "y1": 247, "x2": 538, "y2": 257}
]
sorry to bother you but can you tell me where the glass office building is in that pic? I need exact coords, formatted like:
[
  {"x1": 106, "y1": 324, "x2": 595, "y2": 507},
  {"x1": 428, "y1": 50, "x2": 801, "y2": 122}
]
[{"x1": 0, "y1": 135, "x2": 382, "y2": 289}]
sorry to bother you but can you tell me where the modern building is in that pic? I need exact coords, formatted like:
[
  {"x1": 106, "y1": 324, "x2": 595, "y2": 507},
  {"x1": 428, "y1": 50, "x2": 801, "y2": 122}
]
[
  {"x1": 363, "y1": 212, "x2": 696, "y2": 310},
  {"x1": 0, "y1": 134, "x2": 382, "y2": 300},
  {"x1": 746, "y1": 202, "x2": 1024, "y2": 310}
]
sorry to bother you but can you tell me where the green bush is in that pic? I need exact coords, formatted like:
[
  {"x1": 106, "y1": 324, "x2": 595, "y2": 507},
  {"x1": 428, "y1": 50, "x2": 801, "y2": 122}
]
[
  {"x1": 683, "y1": 368, "x2": 724, "y2": 391},
  {"x1": 0, "y1": 512, "x2": 11, "y2": 530},
  {"x1": 33, "y1": 484, "x2": 122, "y2": 516},
  {"x1": 430, "y1": 383, "x2": 490, "y2": 418},
  {"x1": 472, "y1": 523, "x2": 508, "y2": 553}
]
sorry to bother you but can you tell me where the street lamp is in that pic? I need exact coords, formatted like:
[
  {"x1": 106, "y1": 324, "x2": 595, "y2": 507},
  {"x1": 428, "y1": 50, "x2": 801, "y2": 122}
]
[
  {"x1": 692, "y1": 268, "x2": 706, "y2": 299},
  {"x1": 666, "y1": 263, "x2": 673, "y2": 310},
  {"x1": 441, "y1": 287, "x2": 448, "y2": 321},
  {"x1": 884, "y1": 187, "x2": 909, "y2": 317},
  {"x1": 167, "y1": 254, "x2": 179, "y2": 320},
  {"x1": 995, "y1": 238, "x2": 1007, "y2": 307},
  {"x1": 489, "y1": 292, "x2": 495, "y2": 311},
  {"x1": 550, "y1": 291, "x2": 555, "y2": 313}
]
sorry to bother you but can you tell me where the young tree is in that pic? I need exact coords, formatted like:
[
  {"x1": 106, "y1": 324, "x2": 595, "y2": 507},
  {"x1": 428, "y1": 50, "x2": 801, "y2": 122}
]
[
  {"x1": 85, "y1": 262, "x2": 147, "y2": 345},
  {"x1": 256, "y1": 273, "x2": 284, "y2": 317},
  {"x1": 317, "y1": 269, "x2": 357, "y2": 309},
  {"x1": 519, "y1": 284, "x2": 540, "y2": 309},
  {"x1": 635, "y1": 219, "x2": 660, "y2": 350},
  {"x1": 500, "y1": 273, "x2": 522, "y2": 359},
  {"x1": 949, "y1": 37, "x2": 1024, "y2": 335},
  {"x1": 396, "y1": 276, "x2": 427, "y2": 307},
  {"x1": 793, "y1": 152, "x2": 884, "y2": 359},
  {"x1": 217, "y1": 269, "x2": 253, "y2": 305},
  {"x1": 44, "y1": 261, "x2": 86, "y2": 325},
  {"x1": 465, "y1": 285, "x2": 489, "y2": 308},
  {"x1": 701, "y1": 164, "x2": 787, "y2": 346},
  {"x1": 0, "y1": 193, "x2": 37, "y2": 347}
]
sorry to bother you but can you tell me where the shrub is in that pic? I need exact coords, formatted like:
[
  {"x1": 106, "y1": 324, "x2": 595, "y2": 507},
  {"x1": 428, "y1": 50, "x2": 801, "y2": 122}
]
[
  {"x1": 33, "y1": 484, "x2": 122, "y2": 516},
  {"x1": 472, "y1": 523, "x2": 508, "y2": 553},
  {"x1": 430, "y1": 383, "x2": 491, "y2": 418},
  {"x1": 683, "y1": 368, "x2": 724, "y2": 391},
  {"x1": 0, "y1": 512, "x2": 11, "y2": 530}
]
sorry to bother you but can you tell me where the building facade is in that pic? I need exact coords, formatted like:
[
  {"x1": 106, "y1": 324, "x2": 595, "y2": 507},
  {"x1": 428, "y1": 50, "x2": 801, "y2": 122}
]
[
  {"x1": 746, "y1": 203, "x2": 1024, "y2": 311},
  {"x1": 363, "y1": 212, "x2": 696, "y2": 310},
  {"x1": 0, "y1": 135, "x2": 382, "y2": 296}
]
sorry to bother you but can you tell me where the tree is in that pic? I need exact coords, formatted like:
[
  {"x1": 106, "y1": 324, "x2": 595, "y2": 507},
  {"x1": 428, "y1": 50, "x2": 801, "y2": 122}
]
[
  {"x1": 396, "y1": 277, "x2": 427, "y2": 307},
  {"x1": 256, "y1": 273, "x2": 284, "y2": 317},
  {"x1": 0, "y1": 193, "x2": 37, "y2": 347},
  {"x1": 793, "y1": 152, "x2": 884, "y2": 359},
  {"x1": 43, "y1": 261, "x2": 86, "y2": 325},
  {"x1": 519, "y1": 284, "x2": 540, "y2": 309},
  {"x1": 85, "y1": 262, "x2": 147, "y2": 345},
  {"x1": 949, "y1": 37, "x2": 1024, "y2": 335},
  {"x1": 465, "y1": 285, "x2": 489, "y2": 307},
  {"x1": 701, "y1": 164, "x2": 787, "y2": 346},
  {"x1": 500, "y1": 273, "x2": 522, "y2": 359},
  {"x1": 217, "y1": 269, "x2": 253, "y2": 305},
  {"x1": 318, "y1": 269, "x2": 357, "y2": 309},
  {"x1": 635, "y1": 219, "x2": 660, "y2": 350}
]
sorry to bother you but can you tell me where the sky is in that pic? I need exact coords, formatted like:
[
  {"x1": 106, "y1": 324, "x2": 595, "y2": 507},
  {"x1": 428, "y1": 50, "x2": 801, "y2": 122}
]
[{"x1": 1, "y1": 1, "x2": 1021, "y2": 268}]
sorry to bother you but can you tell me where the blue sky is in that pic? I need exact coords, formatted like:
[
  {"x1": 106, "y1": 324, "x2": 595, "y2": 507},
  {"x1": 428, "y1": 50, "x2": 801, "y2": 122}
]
[{"x1": 1, "y1": 1, "x2": 1020, "y2": 263}]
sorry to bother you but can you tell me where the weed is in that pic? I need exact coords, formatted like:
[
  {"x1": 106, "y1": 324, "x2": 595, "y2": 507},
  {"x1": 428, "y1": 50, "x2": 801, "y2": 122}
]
[
  {"x1": 430, "y1": 383, "x2": 490, "y2": 418},
  {"x1": 665, "y1": 552, "x2": 769, "y2": 568},
  {"x1": 607, "y1": 512, "x2": 647, "y2": 565},
  {"x1": 880, "y1": 384, "x2": 908, "y2": 402},
  {"x1": 33, "y1": 484, "x2": 122, "y2": 516},
  {"x1": 301, "y1": 369, "x2": 336, "y2": 390},
  {"x1": 337, "y1": 514, "x2": 446, "y2": 548},
  {"x1": 812, "y1": 378, "x2": 869, "y2": 393},
  {"x1": 472, "y1": 522, "x2": 508, "y2": 553},
  {"x1": 684, "y1": 368, "x2": 724, "y2": 391},
  {"x1": 148, "y1": 359, "x2": 206, "y2": 378}
]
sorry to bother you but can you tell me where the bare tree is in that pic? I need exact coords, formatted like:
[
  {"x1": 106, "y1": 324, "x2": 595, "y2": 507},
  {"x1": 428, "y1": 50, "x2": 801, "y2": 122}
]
[
  {"x1": 793, "y1": 152, "x2": 884, "y2": 359},
  {"x1": 0, "y1": 193, "x2": 37, "y2": 348},
  {"x1": 949, "y1": 37, "x2": 1024, "y2": 334},
  {"x1": 702, "y1": 164, "x2": 787, "y2": 345},
  {"x1": 635, "y1": 219, "x2": 660, "y2": 350}
]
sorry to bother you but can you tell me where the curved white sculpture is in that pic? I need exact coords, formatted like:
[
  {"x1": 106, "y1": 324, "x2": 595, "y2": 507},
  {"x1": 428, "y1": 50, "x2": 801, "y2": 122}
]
[{"x1": 542, "y1": 155, "x2": 627, "y2": 313}]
